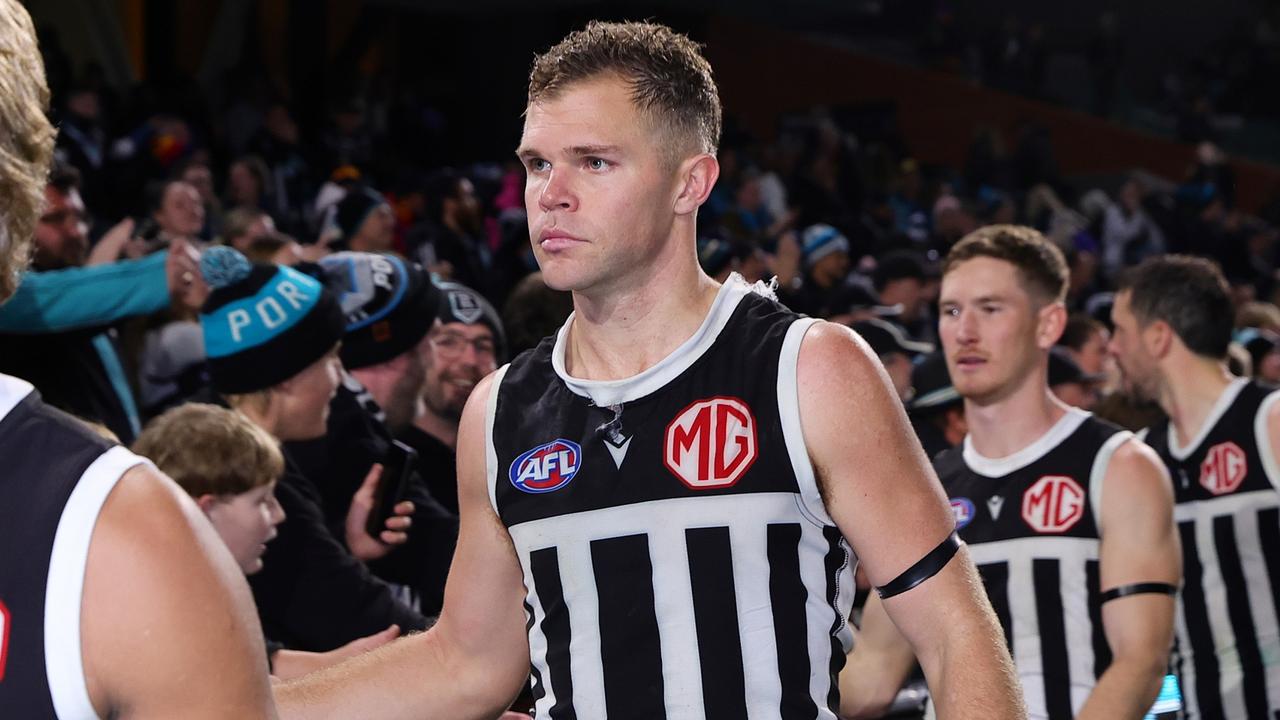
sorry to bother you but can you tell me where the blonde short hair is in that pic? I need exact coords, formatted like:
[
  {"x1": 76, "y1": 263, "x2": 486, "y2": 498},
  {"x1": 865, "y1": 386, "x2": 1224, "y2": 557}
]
[
  {"x1": 0, "y1": 0, "x2": 57, "y2": 302},
  {"x1": 134, "y1": 403, "x2": 284, "y2": 497}
]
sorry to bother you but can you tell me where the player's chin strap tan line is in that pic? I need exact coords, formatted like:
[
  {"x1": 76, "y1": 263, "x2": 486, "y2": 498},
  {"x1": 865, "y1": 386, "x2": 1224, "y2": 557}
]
[{"x1": 875, "y1": 530, "x2": 963, "y2": 599}]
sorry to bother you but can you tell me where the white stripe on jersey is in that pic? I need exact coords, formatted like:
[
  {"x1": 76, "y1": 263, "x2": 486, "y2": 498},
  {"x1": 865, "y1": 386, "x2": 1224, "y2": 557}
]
[
  {"x1": 510, "y1": 492, "x2": 851, "y2": 720},
  {"x1": 1234, "y1": 507, "x2": 1280, "y2": 713},
  {"x1": 648, "y1": 521, "x2": 706, "y2": 719},
  {"x1": 1254, "y1": 389, "x2": 1280, "y2": 492},
  {"x1": 731, "y1": 513, "x2": 783, "y2": 720},
  {"x1": 1191, "y1": 506, "x2": 1249, "y2": 719},
  {"x1": 524, "y1": 569, "x2": 557, "y2": 709},
  {"x1": 45, "y1": 445, "x2": 150, "y2": 720},
  {"x1": 484, "y1": 363, "x2": 510, "y2": 517},
  {"x1": 969, "y1": 536, "x2": 1100, "y2": 720}
]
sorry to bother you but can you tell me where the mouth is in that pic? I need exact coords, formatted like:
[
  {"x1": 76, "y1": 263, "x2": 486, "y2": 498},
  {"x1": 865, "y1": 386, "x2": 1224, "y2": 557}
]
[
  {"x1": 538, "y1": 229, "x2": 585, "y2": 253},
  {"x1": 447, "y1": 378, "x2": 478, "y2": 392},
  {"x1": 952, "y1": 355, "x2": 988, "y2": 370}
]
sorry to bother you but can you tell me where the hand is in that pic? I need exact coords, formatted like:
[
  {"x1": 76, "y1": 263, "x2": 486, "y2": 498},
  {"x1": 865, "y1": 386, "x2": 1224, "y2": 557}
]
[
  {"x1": 166, "y1": 237, "x2": 208, "y2": 313},
  {"x1": 87, "y1": 217, "x2": 135, "y2": 265},
  {"x1": 345, "y1": 463, "x2": 415, "y2": 562}
]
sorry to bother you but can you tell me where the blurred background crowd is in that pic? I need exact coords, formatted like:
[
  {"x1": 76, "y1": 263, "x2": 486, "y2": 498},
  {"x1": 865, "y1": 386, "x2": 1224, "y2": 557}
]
[{"x1": 10, "y1": 0, "x2": 1280, "y2": 681}]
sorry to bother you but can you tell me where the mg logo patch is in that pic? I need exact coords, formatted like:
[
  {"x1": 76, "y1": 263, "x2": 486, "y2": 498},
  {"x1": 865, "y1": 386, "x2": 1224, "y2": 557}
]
[
  {"x1": 510, "y1": 439, "x2": 582, "y2": 494},
  {"x1": 0, "y1": 599, "x2": 9, "y2": 682},
  {"x1": 1022, "y1": 475, "x2": 1085, "y2": 533},
  {"x1": 1200, "y1": 441, "x2": 1247, "y2": 496},
  {"x1": 950, "y1": 497, "x2": 976, "y2": 529},
  {"x1": 664, "y1": 396, "x2": 758, "y2": 489}
]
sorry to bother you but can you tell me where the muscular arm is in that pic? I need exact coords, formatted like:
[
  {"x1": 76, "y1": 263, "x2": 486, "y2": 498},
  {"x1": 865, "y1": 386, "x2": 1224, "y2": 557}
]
[
  {"x1": 799, "y1": 322, "x2": 1024, "y2": 719},
  {"x1": 276, "y1": 373, "x2": 532, "y2": 719},
  {"x1": 1076, "y1": 440, "x2": 1180, "y2": 720},
  {"x1": 82, "y1": 464, "x2": 277, "y2": 719},
  {"x1": 840, "y1": 593, "x2": 918, "y2": 718}
]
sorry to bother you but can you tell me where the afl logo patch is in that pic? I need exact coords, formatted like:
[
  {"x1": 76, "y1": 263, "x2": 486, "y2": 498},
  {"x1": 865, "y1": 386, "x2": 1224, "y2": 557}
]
[
  {"x1": 510, "y1": 439, "x2": 582, "y2": 493},
  {"x1": 950, "y1": 498, "x2": 975, "y2": 529}
]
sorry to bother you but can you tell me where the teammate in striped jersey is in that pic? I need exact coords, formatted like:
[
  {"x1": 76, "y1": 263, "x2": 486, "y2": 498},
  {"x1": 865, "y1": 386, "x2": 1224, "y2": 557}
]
[
  {"x1": 276, "y1": 20, "x2": 1026, "y2": 720},
  {"x1": 0, "y1": 2, "x2": 277, "y2": 716},
  {"x1": 1110, "y1": 255, "x2": 1280, "y2": 719},
  {"x1": 842, "y1": 225, "x2": 1181, "y2": 720}
]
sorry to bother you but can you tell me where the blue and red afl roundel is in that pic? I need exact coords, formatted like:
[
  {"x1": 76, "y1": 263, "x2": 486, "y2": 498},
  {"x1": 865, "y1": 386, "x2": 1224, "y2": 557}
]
[
  {"x1": 510, "y1": 439, "x2": 583, "y2": 493},
  {"x1": 950, "y1": 497, "x2": 976, "y2": 530}
]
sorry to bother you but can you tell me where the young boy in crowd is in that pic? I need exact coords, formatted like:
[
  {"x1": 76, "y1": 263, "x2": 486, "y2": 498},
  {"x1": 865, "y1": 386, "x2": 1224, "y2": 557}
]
[{"x1": 134, "y1": 402, "x2": 399, "y2": 679}]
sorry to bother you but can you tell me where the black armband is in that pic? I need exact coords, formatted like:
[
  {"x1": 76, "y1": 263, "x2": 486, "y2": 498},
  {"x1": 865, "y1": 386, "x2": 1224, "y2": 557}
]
[
  {"x1": 1099, "y1": 582, "x2": 1178, "y2": 604},
  {"x1": 876, "y1": 531, "x2": 962, "y2": 600}
]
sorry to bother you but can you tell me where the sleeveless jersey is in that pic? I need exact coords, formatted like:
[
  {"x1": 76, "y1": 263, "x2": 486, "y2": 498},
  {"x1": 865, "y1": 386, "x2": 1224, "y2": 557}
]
[
  {"x1": 934, "y1": 408, "x2": 1130, "y2": 720},
  {"x1": 0, "y1": 374, "x2": 148, "y2": 719},
  {"x1": 488, "y1": 278, "x2": 856, "y2": 720},
  {"x1": 1141, "y1": 378, "x2": 1280, "y2": 720}
]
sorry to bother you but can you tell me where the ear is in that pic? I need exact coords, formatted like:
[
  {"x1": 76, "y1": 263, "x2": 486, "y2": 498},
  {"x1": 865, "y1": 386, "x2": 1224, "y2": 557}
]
[
  {"x1": 672, "y1": 153, "x2": 720, "y2": 216},
  {"x1": 1144, "y1": 319, "x2": 1175, "y2": 359},
  {"x1": 1035, "y1": 301, "x2": 1068, "y2": 350},
  {"x1": 195, "y1": 494, "x2": 219, "y2": 515}
]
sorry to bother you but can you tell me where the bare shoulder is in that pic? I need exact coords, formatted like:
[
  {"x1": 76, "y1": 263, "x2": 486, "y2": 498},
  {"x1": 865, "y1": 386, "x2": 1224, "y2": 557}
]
[
  {"x1": 1104, "y1": 437, "x2": 1172, "y2": 498},
  {"x1": 83, "y1": 463, "x2": 275, "y2": 718},
  {"x1": 797, "y1": 319, "x2": 885, "y2": 386}
]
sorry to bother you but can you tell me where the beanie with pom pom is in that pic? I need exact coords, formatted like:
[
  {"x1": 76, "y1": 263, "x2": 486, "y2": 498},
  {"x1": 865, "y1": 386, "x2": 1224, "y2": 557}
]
[{"x1": 198, "y1": 246, "x2": 346, "y2": 393}]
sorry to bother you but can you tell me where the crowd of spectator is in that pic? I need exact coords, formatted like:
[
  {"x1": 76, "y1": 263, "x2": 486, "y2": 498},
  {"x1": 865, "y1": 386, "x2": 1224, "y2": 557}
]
[{"x1": 8, "y1": 15, "x2": 1280, "y2": 682}]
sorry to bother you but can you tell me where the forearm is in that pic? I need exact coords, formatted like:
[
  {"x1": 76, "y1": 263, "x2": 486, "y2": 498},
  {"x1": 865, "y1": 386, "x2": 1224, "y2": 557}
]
[
  {"x1": 919, "y1": 611, "x2": 1025, "y2": 720},
  {"x1": 276, "y1": 626, "x2": 521, "y2": 720},
  {"x1": 839, "y1": 650, "x2": 904, "y2": 718},
  {"x1": 0, "y1": 252, "x2": 169, "y2": 332},
  {"x1": 1075, "y1": 656, "x2": 1166, "y2": 720}
]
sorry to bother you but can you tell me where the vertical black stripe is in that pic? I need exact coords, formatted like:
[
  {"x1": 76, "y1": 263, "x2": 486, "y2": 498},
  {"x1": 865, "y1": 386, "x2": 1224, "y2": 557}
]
[
  {"x1": 767, "y1": 523, "x2": 818, "y2": 719},
  {"x1": 1033, "y1": 558, "x2": 1073, "y2": 719},
  {"x1": 977, "y1": 562, "x2": 1013, "y2": 653},
  {"x1": 523, "y1": 600, "x2": 547, "y2": 709},
  {"x1": 686, "y1": 527, "x2": 748, "y2": 720},
  {"x1": 823, "y1": 526, "x2": 849, "y2": 715},
  {"x1": 1179, "y1": 520, "x2": 1224, "y2": 719},
  {"x1": 591, "y1": 534, "x2": 665, "y2": 719},
  {"x1": 1212, "y1": 515, "x2": 1270, "y2": 718},
  {"x1": 1085, "y1": 560, "x2": 1112, "y2": 679},
  {"x1": 1260, "y1": 508, "x2": 1280, "y2": 653},
  {"x1": 529, "y1": 547, "x2": 577, "y2": 720}
]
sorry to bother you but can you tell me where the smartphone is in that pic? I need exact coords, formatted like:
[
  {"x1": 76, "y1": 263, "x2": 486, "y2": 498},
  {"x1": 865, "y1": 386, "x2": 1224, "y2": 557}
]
[{"x1": 366, "y1": 440, "x2": 418, "y2": 538}]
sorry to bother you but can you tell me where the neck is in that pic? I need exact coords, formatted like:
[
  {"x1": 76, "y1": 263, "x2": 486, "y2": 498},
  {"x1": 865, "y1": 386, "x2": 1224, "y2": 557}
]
[
  {"x1": 235, "y1": 396, "x2": 282, "y2": 440},
  {"x1": 413, "y1": 406, "x2": 458, "y2": 450},
  {"x1": 963, "y1": 370, "x2": 1068, "y2": 459},
  {"x1": 1157, "y1": 354, "x2": 1234, "y2": 447},
  {"x1": 565, "y1": 249, "x2": 719, "y2": 381}
]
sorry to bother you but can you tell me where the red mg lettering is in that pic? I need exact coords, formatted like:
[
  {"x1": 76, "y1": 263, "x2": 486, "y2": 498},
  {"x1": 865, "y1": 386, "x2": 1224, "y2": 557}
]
[{"x1": 665, "y1": 397, "x2": 758, "y2": 489}]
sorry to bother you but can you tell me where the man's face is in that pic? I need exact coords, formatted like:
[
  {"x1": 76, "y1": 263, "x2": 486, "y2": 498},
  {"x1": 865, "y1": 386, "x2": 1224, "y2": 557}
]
[
  {"x1": 939, "y1": 257, "x2": 1050, "y2": 406},
  {"x1": 421, "y1": 322, "x2": 497, "y2": 421},
  {"x1": 1108, "y1": 291, "x2": 1160, "y2": 401},
  {"x1": 354, "y1": 204, "x2": 395, "y2": 252},
  {"x1": 1074, "y1": 327, "x2": 1110, "y2": 376},
  {"x1": 156, "y1": 181, "x2": 205, "y2": 239},
  {"x1": 34, "y1": 185, "x2": 89, "y2": 269},
  {"x1": 518, "y1": 74, "x2": 685, "y2": 294},
  {"x1": 882, "y1": 277, "x2": 926, "y2": 322},
  {"x1": 204, "y1": 482, "x2": 285, "y2": 575},
  {"x1": 811, "y1": 250, "x2": 850, "y2": 288}
]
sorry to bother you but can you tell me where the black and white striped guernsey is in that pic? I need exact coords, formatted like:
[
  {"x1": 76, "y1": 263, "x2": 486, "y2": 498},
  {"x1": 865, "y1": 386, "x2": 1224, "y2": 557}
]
[
  {"x1": 0, "y1": 373, "x2": 149, "y2": 719},
  {"x1": 933, "y1": 408, "x2": 1131, "y2": 720},
  {"x1": 1141, "y1": 378, "x2": 1280, "y2": 720},
  {"x1": 486, "y1": 277, "x2": 857, "y2": 719}
]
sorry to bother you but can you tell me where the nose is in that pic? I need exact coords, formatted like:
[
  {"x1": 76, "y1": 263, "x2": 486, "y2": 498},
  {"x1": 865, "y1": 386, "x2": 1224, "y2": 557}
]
[
  {"x1": 537, "y1": 169, "x2": 577, "y2": 213},
  {"x1": 953, "y1": 308, "x2": 979, "y2": 345},
  {"x1": 268, "y1": 494, "x2": 286, "y2": 525}
]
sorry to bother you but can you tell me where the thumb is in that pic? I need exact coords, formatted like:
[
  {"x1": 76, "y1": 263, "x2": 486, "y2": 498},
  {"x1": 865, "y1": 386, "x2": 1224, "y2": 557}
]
[{"x1": 356, "y1": 463, "x2": 383, "y2": 502}]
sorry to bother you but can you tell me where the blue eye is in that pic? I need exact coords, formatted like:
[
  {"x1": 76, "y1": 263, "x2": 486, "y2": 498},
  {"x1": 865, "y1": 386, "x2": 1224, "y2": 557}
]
[
  {"x1": 587, "y1": 157, "x2": 610, "y2": 171},
  {"x1": 528, "y1": 158, "x2": 550, "y2": 172}
]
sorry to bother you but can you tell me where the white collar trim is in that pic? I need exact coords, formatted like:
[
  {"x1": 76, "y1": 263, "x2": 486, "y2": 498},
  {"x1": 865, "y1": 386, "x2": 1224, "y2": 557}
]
[{"x1": 963, "y1": 407, "x2": 1091, "y2": 478}]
